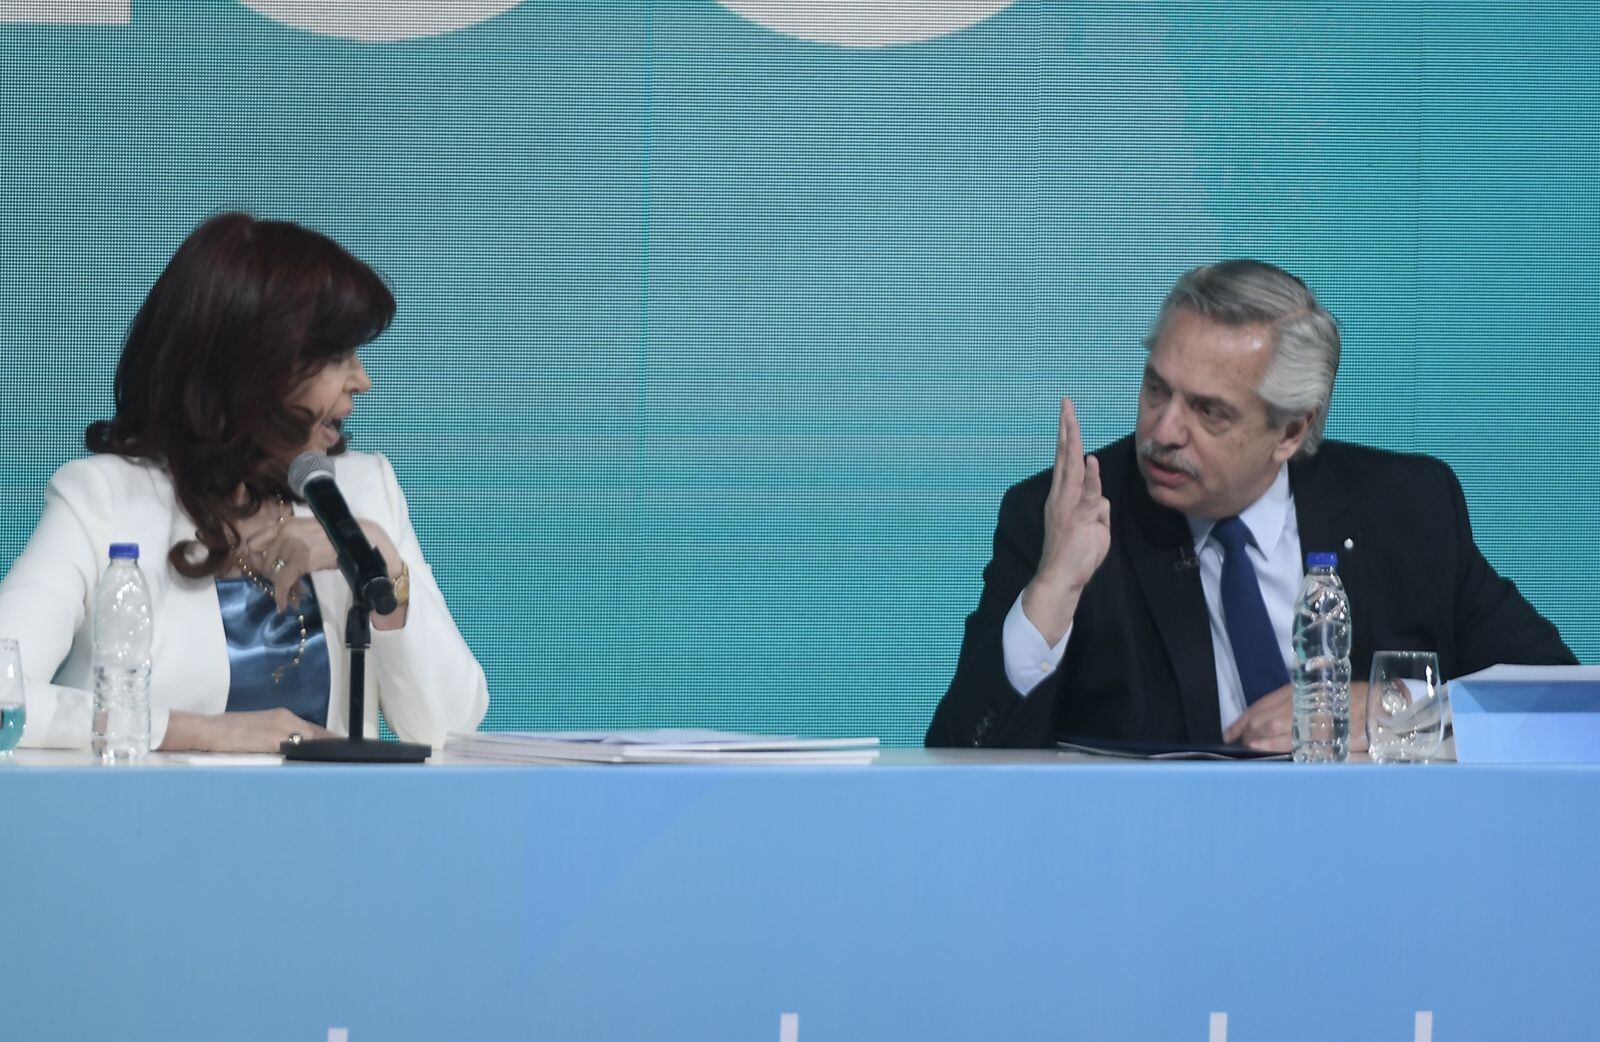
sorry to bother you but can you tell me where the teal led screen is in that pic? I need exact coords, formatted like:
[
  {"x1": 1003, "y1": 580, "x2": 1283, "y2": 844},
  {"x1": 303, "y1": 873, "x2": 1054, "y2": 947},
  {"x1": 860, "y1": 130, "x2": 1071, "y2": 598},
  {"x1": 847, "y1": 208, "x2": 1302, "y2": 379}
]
[{"x1": 2, "y1": 1, "x2": 1596, "y2": 746}]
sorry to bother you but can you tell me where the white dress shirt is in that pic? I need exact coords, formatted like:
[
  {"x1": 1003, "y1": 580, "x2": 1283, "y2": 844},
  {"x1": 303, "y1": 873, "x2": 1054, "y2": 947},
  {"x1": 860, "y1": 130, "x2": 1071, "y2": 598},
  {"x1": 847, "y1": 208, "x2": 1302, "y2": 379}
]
[{"x1": 1003, "y1": 465, "x2": 1302, "y2": 733}]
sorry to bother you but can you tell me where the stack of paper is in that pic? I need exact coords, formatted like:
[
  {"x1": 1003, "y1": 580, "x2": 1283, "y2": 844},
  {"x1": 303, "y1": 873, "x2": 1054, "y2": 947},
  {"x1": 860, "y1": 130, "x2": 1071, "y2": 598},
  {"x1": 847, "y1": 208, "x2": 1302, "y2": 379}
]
[{"x1": 442, "y1": 728, "x2": 880, "y2": 765}]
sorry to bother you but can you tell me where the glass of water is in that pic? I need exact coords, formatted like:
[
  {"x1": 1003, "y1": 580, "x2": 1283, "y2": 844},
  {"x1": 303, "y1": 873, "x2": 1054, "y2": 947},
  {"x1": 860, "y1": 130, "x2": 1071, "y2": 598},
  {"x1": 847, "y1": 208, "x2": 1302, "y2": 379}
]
[
  {"x1": 1366, "y1": 650, "x2": 1446, "y2": 763},
  {"x1": 0, "y1": 638, "x2": 25, "y2": 758}
]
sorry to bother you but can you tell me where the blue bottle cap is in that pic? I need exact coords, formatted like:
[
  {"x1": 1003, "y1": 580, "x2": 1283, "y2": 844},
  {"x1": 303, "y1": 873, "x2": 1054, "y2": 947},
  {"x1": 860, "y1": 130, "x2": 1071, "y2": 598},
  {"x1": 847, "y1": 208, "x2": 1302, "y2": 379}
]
[
  {"x1": 108, "y1": 542, "x2": 140, "y2": 560},
  {"x1": 1306, "y1": 551, "x2": 1338, "y2": 568}
]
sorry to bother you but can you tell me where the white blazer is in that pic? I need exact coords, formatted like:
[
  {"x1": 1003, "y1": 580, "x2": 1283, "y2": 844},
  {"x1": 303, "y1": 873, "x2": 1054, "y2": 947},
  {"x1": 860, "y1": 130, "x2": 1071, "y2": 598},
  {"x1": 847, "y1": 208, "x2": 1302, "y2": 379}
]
[{"x1": 0, "y1": 451, "x2": 488, "y2": 748}]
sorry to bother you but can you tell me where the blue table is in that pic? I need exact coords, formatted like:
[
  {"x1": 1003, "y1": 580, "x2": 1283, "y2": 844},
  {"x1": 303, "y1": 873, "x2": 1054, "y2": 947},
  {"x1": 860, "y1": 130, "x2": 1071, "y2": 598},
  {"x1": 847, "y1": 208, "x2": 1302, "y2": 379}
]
[{"x1": 6, "y1": 749, "x2": 1597, "y2": 1042}]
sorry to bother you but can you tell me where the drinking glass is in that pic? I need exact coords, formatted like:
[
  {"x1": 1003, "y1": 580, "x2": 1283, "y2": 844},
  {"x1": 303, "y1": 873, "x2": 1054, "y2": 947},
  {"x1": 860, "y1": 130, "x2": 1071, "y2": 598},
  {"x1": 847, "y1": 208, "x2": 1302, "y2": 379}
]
[
  {"x1": 0, "y1": 638, "x2": 25, "y2": 758},
  {"x1": 1366, "y1": 650, "x2": 1445, "y2": 763}
]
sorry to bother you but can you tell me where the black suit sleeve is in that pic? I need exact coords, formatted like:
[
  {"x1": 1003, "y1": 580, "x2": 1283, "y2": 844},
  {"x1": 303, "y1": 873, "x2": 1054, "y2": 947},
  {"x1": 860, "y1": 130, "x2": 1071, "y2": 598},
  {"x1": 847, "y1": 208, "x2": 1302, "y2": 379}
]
[
  {"x1": 926, "y1": 474, "x2": 1060, "y2": 748},
  {"x1": 1442, "y1": 463, "x2": 1576, "y2": 672}
]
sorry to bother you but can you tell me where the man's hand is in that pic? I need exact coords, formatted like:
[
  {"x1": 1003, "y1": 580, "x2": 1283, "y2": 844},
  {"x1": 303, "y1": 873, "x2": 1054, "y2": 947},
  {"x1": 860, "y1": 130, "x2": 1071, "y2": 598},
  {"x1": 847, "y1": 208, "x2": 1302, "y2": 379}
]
[
  {"x1": 1020, "y1": 396, "x2": 1111, "y2": 644},
  {"x1": 1224, "y1": 682, "x2": 1370, "y2": 753}
]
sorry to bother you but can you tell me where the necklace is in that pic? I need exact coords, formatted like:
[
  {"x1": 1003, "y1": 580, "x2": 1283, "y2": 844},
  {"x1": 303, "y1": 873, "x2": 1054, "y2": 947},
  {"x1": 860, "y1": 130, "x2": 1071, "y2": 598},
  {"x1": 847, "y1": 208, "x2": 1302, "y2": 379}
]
[{"x1": 234, "y1": 496, "x2": 307, "y2": 685}]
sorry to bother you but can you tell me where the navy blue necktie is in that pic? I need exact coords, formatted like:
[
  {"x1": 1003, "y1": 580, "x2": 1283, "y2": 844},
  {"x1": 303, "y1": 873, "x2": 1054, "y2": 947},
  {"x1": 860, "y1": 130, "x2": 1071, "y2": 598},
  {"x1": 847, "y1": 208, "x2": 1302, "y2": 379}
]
[{"x1": 1212, "y1": 516, "x2": 1289, "y2": 704}]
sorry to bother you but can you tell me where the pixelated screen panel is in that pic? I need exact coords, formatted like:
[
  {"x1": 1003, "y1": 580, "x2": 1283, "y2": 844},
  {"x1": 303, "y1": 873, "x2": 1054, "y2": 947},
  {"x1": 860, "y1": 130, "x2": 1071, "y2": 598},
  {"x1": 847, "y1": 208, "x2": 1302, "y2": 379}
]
[{"x1": 1, "y1": 2, "x2": 1595, "y2": 745}]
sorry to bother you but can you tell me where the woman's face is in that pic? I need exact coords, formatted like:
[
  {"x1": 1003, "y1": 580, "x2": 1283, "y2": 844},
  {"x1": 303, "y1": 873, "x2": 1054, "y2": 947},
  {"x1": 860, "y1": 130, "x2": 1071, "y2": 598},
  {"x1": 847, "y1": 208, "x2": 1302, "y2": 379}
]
[{"x1": 291, "y1": 352, "x2": 371, "y2": 456}]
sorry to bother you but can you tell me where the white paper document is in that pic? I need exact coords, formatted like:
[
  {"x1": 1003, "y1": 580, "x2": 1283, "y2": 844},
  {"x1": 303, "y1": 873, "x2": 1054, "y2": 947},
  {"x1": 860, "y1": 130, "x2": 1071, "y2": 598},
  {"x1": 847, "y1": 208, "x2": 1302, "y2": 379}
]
[{"x1": 442, "y1": 728, "x2": 880, "y2": 765}]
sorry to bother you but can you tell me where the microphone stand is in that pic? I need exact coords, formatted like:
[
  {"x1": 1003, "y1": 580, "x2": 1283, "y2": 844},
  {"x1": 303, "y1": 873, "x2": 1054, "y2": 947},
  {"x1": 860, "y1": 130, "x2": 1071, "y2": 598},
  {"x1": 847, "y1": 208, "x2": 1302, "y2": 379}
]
[{"x1": 281, "y1": 586, "x2": 431, "y2": 764}]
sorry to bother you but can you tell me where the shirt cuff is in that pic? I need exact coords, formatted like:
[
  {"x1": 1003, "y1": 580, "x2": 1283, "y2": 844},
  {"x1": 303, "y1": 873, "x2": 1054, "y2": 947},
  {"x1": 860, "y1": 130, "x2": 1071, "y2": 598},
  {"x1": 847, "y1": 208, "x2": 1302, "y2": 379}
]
[{"x1": 1002, "y1": 592, "x2": 1071, "y2": 697}]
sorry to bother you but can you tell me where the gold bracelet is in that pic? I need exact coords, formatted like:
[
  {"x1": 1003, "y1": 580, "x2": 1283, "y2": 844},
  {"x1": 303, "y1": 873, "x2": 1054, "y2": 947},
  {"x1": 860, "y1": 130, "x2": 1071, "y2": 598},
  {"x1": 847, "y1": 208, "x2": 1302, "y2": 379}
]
[{"x1": 393, "y1": 560, "x2": 410, "y2": 608}]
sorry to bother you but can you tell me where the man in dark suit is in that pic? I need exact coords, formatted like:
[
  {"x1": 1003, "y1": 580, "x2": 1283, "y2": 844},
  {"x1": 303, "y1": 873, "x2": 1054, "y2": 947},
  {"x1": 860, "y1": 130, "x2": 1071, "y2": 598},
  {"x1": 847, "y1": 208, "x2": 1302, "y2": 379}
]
[{"x1": 927, "y1": 260, "x2": 1574, "y2": 751}]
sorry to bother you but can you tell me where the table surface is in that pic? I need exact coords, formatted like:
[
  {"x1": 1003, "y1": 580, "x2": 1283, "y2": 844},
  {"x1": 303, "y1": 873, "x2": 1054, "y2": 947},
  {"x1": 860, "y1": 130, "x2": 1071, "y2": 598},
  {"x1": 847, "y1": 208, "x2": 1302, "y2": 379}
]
[
  {"x1": 4, "y1": 742, "x2": 1442, "y2": 768},
  {"x1": 4, "y1": 742, "x2": 1591, "y2": 1042}
]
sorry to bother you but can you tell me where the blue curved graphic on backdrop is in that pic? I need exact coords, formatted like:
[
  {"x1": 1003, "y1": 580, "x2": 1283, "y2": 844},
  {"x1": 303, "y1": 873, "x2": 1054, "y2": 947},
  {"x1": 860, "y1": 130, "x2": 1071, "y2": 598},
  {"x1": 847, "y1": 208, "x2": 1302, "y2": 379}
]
[{"x1": 1, "y1": 1, "x2": 1022, "y2": 46}]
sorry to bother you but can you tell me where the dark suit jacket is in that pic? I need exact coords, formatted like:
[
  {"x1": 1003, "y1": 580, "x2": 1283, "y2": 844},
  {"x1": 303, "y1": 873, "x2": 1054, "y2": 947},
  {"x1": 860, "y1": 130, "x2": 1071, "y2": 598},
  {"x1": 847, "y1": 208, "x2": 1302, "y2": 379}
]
[{"x1": 926, "y1": 436, "x2": 1576, "y2": 748}]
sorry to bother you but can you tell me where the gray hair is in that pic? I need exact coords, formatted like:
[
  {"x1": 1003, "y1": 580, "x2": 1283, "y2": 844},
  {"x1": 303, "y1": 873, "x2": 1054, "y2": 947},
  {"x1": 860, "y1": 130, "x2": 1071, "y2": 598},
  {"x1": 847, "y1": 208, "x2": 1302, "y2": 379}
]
[{"x1": 1146, "y1": 259, "x2": 1341, "y2": 457}]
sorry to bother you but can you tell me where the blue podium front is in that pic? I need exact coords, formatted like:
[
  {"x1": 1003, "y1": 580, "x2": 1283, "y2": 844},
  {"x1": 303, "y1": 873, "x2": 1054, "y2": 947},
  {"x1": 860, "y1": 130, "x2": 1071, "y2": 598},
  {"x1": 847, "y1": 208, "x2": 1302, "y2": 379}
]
[{"x1": 6, "y1": 751, "x2": 1596, "y2": 1041}]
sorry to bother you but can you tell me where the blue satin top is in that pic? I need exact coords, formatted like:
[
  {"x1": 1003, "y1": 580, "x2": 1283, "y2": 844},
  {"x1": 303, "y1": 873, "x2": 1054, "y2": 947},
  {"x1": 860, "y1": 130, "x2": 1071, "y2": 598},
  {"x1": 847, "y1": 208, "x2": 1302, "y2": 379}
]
[{"x1": 216, "y1": 576, "x2": 331, "y2": 727}]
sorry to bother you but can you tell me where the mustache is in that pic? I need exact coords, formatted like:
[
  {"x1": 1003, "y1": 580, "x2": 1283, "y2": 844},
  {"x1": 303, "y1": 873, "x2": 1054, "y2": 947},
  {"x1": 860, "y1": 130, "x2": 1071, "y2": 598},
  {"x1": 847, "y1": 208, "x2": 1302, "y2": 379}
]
[{"x1": 1137, "y1": 438, "x2": 1200, "y2": 478}]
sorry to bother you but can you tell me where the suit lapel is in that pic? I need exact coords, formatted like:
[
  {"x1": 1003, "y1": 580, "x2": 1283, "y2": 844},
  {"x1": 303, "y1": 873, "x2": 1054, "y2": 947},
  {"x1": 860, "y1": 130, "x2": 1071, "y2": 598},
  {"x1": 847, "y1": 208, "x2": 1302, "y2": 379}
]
[
  {"x1": 1289, "y1": 450, "x2": 1373, "y2": 662},
  {"x1": 1121, "y1": 457, "x2": 1221, "y2": 741},
  {"x1": 151, "y1": 468, "x2": 230, "y2": 706}
]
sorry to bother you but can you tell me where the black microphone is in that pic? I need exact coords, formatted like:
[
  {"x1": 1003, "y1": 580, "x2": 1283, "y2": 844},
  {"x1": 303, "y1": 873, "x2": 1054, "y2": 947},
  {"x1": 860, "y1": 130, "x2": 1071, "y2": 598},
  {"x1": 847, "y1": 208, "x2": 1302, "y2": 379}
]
[
  {"x1": 288, "y1": 452, "x2": 398, "y2": 615},
  {"x1": 1174, "y1": 545, "x2": 1200, "y2": 574}
]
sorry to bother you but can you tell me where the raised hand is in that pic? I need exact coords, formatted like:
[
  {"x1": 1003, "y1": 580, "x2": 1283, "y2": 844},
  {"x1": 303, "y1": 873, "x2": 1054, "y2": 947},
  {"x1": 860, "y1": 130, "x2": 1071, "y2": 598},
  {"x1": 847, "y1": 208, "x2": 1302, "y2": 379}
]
[{"x1": 1020, "y1": 396, "x2": 1111, "y2": 644}]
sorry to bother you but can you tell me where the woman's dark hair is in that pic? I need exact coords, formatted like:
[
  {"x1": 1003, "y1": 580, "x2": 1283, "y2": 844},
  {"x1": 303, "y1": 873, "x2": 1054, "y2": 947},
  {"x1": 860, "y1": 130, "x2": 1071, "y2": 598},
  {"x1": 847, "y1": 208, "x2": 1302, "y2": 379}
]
[{"x1": 85, "y1": 211, "x2": 395, "y2": 579}]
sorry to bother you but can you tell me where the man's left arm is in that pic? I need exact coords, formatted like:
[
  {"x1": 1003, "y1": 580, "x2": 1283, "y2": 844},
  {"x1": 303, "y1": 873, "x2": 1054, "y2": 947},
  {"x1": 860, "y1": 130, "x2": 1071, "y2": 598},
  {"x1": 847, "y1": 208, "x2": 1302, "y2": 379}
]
[{"x1": 1444, "y1": 463, "x2": 1576, "y2": 671}]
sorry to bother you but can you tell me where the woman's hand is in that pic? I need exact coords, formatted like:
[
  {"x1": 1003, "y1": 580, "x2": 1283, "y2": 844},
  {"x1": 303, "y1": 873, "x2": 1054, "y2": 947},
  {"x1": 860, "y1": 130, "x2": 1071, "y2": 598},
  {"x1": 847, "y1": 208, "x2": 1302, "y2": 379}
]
[
  {"x1": 240, "y1": 517, "x2": 408, "y2": 628},
  {"x1": 161, "y1": 708, "x2": 334, "y2": 753}
]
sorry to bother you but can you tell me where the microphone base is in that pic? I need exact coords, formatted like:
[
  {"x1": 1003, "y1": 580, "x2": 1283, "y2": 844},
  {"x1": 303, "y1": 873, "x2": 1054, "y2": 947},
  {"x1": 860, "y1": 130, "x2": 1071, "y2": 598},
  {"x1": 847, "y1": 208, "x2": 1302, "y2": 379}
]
[{"x1": 280, "y1": 737, "x2": 431, "y2": 763}]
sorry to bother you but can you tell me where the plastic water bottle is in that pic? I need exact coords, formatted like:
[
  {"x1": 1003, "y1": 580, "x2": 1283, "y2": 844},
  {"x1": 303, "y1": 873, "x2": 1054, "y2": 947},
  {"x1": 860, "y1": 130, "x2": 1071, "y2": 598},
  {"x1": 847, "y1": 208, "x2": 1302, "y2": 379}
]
[
  {"x1": 92, "y1": 542, "x2": 153, "y2": 762},
  {"x1": 1291, "y1": 551, "x2": 1351, "y2": 763}
]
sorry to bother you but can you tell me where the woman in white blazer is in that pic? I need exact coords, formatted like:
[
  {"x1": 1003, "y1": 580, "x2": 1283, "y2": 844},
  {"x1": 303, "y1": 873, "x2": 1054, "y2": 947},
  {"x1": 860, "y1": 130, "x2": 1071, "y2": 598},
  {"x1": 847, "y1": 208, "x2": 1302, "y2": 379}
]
[{"x1": 0, "y1": 212, "x2": 488, "y2": 751}]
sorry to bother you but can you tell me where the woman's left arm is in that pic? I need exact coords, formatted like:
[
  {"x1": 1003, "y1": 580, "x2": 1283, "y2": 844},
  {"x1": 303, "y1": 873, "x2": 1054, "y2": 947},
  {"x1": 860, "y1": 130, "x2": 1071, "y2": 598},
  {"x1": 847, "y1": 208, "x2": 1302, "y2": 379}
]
[
  {"x1": 357, "y1": 454, "x2": 489, "y2": 745},
  {"x1": 240, "y1": 455, "x2": 490, "y2": 745}
]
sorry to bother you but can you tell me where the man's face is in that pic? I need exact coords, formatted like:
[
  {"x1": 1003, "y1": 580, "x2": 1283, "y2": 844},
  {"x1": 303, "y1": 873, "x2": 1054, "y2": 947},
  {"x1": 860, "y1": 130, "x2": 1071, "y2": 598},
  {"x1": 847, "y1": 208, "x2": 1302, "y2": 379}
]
[{"x1": 1134, "y1": 308, "x2": 1309, "y2": 520}]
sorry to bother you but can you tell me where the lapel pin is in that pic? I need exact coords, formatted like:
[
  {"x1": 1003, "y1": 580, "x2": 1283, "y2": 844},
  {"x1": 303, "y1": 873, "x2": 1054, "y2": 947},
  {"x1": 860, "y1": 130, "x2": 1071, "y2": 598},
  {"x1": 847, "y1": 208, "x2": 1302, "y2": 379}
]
[{"x1": 1343, "y1": 538, "x2": 1354, "y2": 551}]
